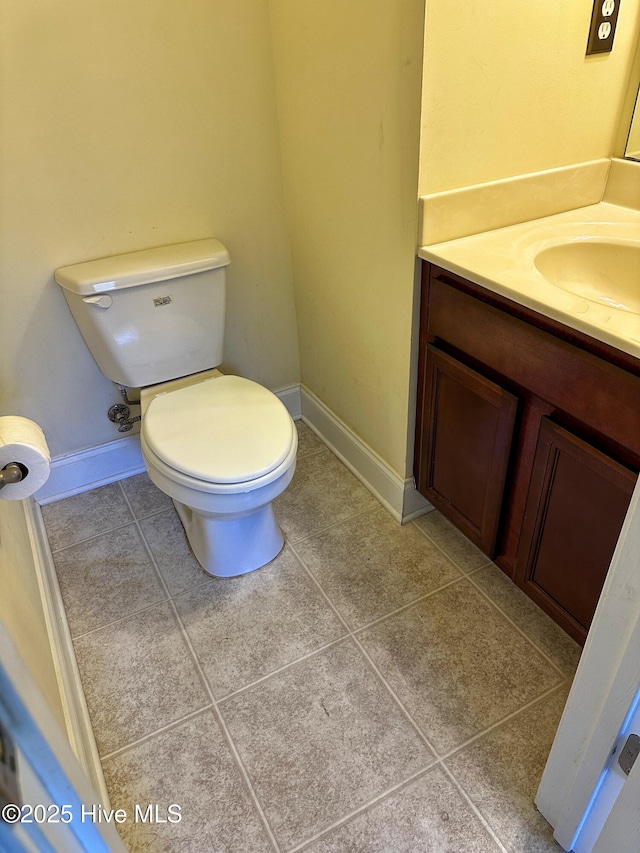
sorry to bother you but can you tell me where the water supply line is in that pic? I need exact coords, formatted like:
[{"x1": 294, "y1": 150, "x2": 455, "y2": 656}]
[{"x1": 108, "y1": 385, "x2": 142, "y2": 432}]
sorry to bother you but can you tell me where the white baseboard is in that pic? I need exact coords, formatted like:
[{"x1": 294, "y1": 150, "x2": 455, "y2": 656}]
[
  {"x1": 300, "y1": 385, "x2": 431, "y2": 523},
  {"x1": 35, "y1": 434, "x2": 146, "y2": 505},
  {"x1": 275, "y1": 382, "x2": 303, "y2": 420},
  {"x1": 23, "y1": 498, "x2": 111, "y2": 807}
]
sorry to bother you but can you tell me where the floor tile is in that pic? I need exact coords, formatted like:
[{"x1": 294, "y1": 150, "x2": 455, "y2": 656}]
[
  {"x1": 414, "y1": 510, "x2": 490, "y2": 573},
  {"x1": 358, "y1": 579, "x2": 562, "y2": 755},
  {"x1": 102, "y1": 710, "x2": 273, "y2": 853},
  {"x1": 305, "y1": 765, "x2": 503, "y2": 852},
  {"x1": 296, "y1": 421, "x2": 327, "y2": 458},
  {"x1": 73, "y1": 600, "x2": 210, "y2": 756},
  {"x1": 43, "y1": 436, "x2": 577, "y2": 853},
  {"x1": 445, "y1": 687, "x2": 569, "y2": 852},
  {"x1": 295, "y1": 505, "x2": 462, "y2": 629},
  {"x1": 139, "y1": 508, "x2": 213, "y2": 597},
  {"x1": 120, "y1": 471, "x2": 174, "y2": 518},
  {"x1": 41, "y1": 481, "x2": 133, "y2": 551},
  {"x1": 274, "y1": 450, "x2": 377, "y2": 543},
  {"x1": 52, "y1": 523, "x2": 166, "y2": 637},
  {"x1": 471, "y1": 564, "x2": 582, "y2": 678},
  {"x1": 174, "y1": 546, "x2": 346, "y2": 698},
  {"x1": 220, "y1": 639, "x2": 434, "y2": 850}
]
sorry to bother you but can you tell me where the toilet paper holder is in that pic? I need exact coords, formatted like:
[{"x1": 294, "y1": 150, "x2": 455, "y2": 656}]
[{"x1": 0, "y1": 462, "x2": 27, "y2": 491}]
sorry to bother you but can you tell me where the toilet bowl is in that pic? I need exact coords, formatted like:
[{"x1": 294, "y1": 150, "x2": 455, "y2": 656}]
[
  {"x1": 53, "y1": 238, "x2": 298, "y2": 578},
  {"x1": 141, "y1": 372, "x2": 297, "y2": 577}
]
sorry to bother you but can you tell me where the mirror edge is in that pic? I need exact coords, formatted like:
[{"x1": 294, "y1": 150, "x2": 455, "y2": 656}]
[{"x1": 621, "y1": 31, "x2": 640, "y2": 160}]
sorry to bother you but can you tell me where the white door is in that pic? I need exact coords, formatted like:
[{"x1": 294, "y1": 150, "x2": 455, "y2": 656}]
[
  {"x1": 0, "y1": 623, "x2": 126, "y2": 853},
  {"x1": 536, "y1": 476, "x2": 640, "y2": 852}
]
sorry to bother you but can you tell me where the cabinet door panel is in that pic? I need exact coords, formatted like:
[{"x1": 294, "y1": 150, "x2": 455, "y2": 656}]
[
  {"x1": 516, "y1": 418, "x2": 636, "y2": 643},
  {"x1": 417, "y1": 345, "x2": 517, "y2": 555}
]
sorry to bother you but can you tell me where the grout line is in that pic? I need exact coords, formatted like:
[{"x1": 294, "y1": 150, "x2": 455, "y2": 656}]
[
  {"x1": 288, "y1": 542, "x2": 441, "y2": 758},
  {"x1": 100, "y1": 705, "x2": 214, "y2": 762},
  {"x1": 289, "y1": 682, "x2": 570, "y2": 853},
  {"x1": 466, "y1": 559, "x2": 497, "y2": 574},
  {"x1": 284, "y1": 503, "x2": 378, "y2": 547},
  {"x1": 129, "y1": 493, "x2": 281, "y2": 850},
  {"x1": 436, "y1": 682, "x2": 572, "y2": 853},
  {"x1": 295, "y1": 448, "x2": 330, "y2": 461},
  {"x1": 47, "y1": 517, "x2": 138, "y2": 554},
  {"x1": 438, "y1": 763, "x2": 510, "y2": 853},
  {"x1": 289, "y1": 683, "x2": 568, "y2": 853},
  {"x1": 438, "y1": 681, "x2": 569, "y2": 764},
  {"x1": 286, "y1": 765, "x2": 436, "y2": 853},
  {"x1": 129, "y1": 503, "x2": 283, "y2": 852},
  {"x1": 350, "y1": 574, "x2": 467, "y2": 636},
  {"x1": 411, "y1": 519, "x2": 573, "y2": 681},
  {"x1": 218, "y1": 634, "x2": 350, "y2": 704},
  {"x1": 67, "y1": 500, "x2": 215, "y2": 641},
  {"x1": 190, "y1": 655, "x2": 282, "y2": 851},
  {"x1": 45, "y1": 506, "x2": 173, "y2": 555},
  {"x1": 43, "y1": 477, "x2": 171, "y2": 554},
  {"x1": 70, "y1": 595, "x2": 171, "y2": 641},
  {"x1": 207, "y1": 705, "x2": 281, "y2": 853},
  {"x1": 463, "y1": 570, "x2": 570, "y2": 681},
  {"x1": 352, "y1": 633, "x2": 441, "y2": 755},
  {"x1": 68, "y1": 503, "x2": 177, "y2": 641},
  {"x1": 410, "y1": 517, "x2": 489, "y2": 576},
  {"x1": 288, "y1": 529, "x2": 468, "y2": 641},
  {"x1": 290, "y1": 537, "x2": 572, "y2": 786},
  {"x1": 286, "y1": 541, "x2": 353, "y2": 632}
]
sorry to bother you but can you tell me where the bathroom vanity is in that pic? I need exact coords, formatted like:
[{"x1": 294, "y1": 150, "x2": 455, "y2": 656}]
[{"x1": 416, "y1": 204, "x2": 640, "y2": 644}]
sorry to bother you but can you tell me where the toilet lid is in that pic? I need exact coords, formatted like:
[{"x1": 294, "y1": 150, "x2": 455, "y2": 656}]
[{"x1": 143, "y1": 375, "x2": 295, "y2": 484}]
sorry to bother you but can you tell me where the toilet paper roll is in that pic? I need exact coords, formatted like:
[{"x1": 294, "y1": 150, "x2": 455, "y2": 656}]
[{"x1": 0, "y1": 416, "x2": 51, "y2": 500}]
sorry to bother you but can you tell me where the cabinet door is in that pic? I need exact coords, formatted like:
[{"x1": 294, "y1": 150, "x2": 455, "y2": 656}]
[
  {"x1": 515, "y1": 418, "x2": 637, "y2": 644},
  {"x1": 416, "y1": 345, "x2": 517, "y2": 555}
]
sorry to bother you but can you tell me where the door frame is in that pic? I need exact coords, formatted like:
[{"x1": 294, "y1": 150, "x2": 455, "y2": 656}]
[{"x1": 0, "y1": 622, "x2": 126, "y2": 852}]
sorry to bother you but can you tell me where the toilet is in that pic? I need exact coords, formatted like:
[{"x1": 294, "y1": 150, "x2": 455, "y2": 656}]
[{"x1": 54, "y1": 239, "x2": 297, "y2": 577}]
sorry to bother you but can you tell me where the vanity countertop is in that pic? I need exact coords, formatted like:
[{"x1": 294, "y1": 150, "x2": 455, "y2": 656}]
[{"x1": 418, "y1": 202, "x2": 640, "y2": 360}]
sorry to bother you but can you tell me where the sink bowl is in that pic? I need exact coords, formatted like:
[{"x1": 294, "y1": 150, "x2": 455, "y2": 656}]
[{"x1": 534, "y1": 239, "x2": 640, "y2": 313}]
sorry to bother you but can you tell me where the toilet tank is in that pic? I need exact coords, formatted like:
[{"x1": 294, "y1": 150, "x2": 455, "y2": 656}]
[{"x1": 55, "y1": 239, "x2": 230, "y2": 388}]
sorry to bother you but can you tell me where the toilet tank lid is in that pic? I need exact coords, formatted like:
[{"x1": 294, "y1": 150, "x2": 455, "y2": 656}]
[{"x1": 54, "y1": 238, "x2": 230, "y2": 296}]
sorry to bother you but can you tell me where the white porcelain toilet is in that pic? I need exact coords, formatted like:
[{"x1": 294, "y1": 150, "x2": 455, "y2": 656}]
[{"x1": 54, "y1": 239, "x2": 297, "y2": 577}]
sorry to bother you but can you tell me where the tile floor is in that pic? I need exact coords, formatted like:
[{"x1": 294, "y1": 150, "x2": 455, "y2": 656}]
[{"x1": 41, "y1": 423, "x2": 582, "y2": 853}]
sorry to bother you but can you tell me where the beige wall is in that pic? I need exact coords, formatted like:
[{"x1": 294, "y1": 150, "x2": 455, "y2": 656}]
[
  {"x1": 4, "y1": 0, "x2": 639, "y2": 489},
  {"x1": 420, "y1": 0, "x2": 640, "y2": 194},
  {"x1": 0, "y1": 500, "x2": 66, "y2": 731},
  {"x1": 269, "y1": 0, "x2": 425, "y2": 476},
  {"x1": 0, "y1": 0, "x2": 299, "y2": 459}
]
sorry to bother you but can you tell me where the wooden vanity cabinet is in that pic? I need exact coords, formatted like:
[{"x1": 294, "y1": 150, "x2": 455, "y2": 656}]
[
  {"x1": 515, "y1": 418, "x2": 636, "y2": 635},
  {"x1": 416, "y1": 345, "x2": 517, "y2": 555},
  {"x1": 415, "y1": 263, "x2": 640, "y2": 644}
]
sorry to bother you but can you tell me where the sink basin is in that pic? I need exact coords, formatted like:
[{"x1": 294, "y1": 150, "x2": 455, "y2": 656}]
[
  {"x1": 534, "y1": 239, "x2": 640, "y2": 313},
  {"x1": 419, "y1": 202, "x2": 640, "y2": 359}
]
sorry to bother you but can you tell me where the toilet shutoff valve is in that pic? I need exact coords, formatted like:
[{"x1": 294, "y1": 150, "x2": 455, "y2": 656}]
[{"x1": 108, "y1": 403, "x2": 140, "y2": 432}]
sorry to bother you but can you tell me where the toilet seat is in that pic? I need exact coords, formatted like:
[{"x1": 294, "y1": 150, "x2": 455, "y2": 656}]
[{"x1": 142, "y1": 374, "x2": 297, "y2": 492}]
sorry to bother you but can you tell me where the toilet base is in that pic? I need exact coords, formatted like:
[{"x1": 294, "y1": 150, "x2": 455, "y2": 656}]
[{"x1": 173, "y1": 499, "x2": 285, "y2": 577}]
